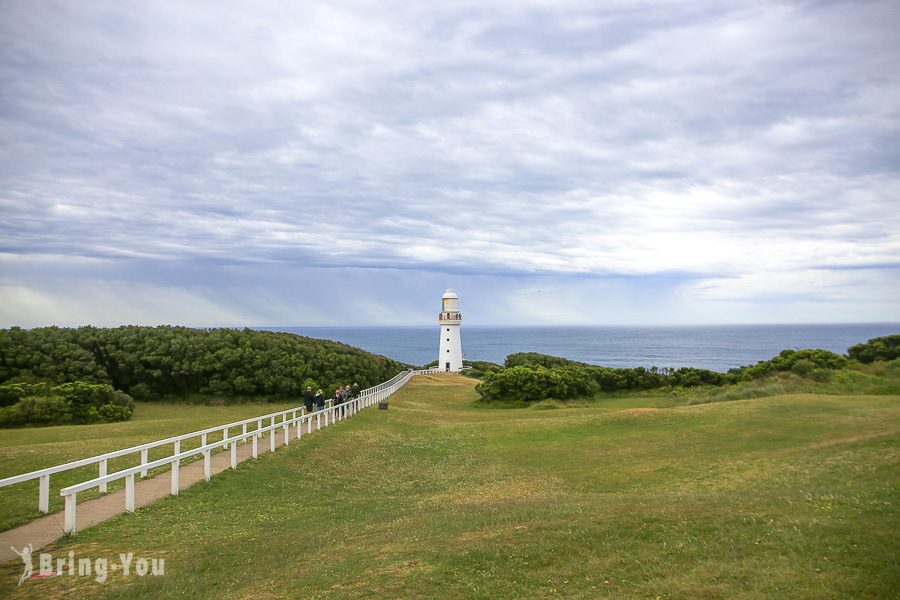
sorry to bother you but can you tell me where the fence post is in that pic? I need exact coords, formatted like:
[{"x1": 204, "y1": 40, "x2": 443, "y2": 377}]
[
  {"x1": 204, "y1": 450, "x2": 211, "y2": 481},
  {"x1": 201, "y1": 432, "x2": 207, "y2": 447},
  {"x1": 39, "y1": 475, "x2": 50, "y2": 513},
  {"x1": 64, "y1": 493, "x2": 76, "y2": 533},
  {"x1": 223, "y1": 427, "x2": 229, "y2": 449},
  {"x1": 283, "y1": 422, "x2": 289, "y2": 445},
  {"x1": 269, "y1": 428, "x2": 276, "y2": 452},
  {"x1": 230, "y1": 442, "x2": 237, "y2": 469},
  {"x1": 252, "y1": 435, "x2": 258, "y2": 459},
  {"x1": 125, "y1": 474, "x2": 135, "y2": 513},
  {"x1": 170, "y1": 460, "x2": 180, "y2": 496},
  {"x1": 99, "y1": 459, "x2": 108, "y2": 493},
  {"x1": 140, "y1": 448, "x2": 149, "y2": 477}
]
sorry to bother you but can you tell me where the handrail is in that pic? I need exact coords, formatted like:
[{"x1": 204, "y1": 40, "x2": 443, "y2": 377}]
[
  {"x1": 0, "y1": 405, "x2": 303, "y2": 486},
  {"x1": 54, "y1": 367, "x2": 438, "y2": 533},
  {"x1": 0, "y1": 368, "x2": 432, "y2": 515}
]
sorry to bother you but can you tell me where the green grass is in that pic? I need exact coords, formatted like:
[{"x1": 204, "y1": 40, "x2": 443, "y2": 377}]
[
  {"x1": 680, "y1": 362, "x2": 900, "y2": 406},
  {"x1": 1, "y1": 374, "x2": 898, "y2": 598},
  {"x1": 0, "y1": 401, "x2": 299, "y2": 530}
]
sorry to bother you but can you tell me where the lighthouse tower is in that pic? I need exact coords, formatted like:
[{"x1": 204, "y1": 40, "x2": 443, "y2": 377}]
[{"x1": 437, "y1": 288, "x2": 463, "y2": 372}]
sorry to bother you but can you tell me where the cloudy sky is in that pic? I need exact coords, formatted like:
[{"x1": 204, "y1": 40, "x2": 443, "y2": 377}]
[{"x1": 1, "y1": 0, "x2": 899, "y2": 327}]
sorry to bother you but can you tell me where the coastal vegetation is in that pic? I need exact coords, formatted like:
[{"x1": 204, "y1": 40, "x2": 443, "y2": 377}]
[
  {"x1": 0, "y1": 375, "x2": 896, "y2": 598},
  {"x1": 848, "y1": 333, "x2": 900, "y2": 363},
  {"x1": 474, "y1": 336, "x2": 899, "y2": 405},
  {"x1": 0, "y1": 326, "x2": 408, "y2": 408},
  {"x1": 0, "y1": 382, "x2": 135, "y2": 427}
]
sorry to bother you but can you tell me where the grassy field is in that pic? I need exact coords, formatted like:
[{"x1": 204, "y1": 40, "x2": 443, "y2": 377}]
[
  {"x1": 0, "y1": 374, "x2": 898, "y2": 598},
  {"x1": 0, "y1": 401, "x2": 300, "y2": 530}
]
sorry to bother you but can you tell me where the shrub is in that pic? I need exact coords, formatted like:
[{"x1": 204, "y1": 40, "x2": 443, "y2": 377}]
[
  {"x1": 848, "y1": 334, "x2": 900, "y2": 363},
  {"x1": 809, "y1": 368, "x2": 833, "y2": 382},
  {"x1": 0, "y1": 383, "x2": 53, "y2": 407},
  {"x1": 53, "y1": 382, "x2": 135, "y2": 423},
  {"x1": 477, "y1": 365, "x2": 599, "y2": 403},
  {"x1": 735, "y1": 349, "x2": 848, "y2": 380},
  {"x1": 128, "y1": 382, "x2": 154, "y2": 401},
  {"x1": 97, "y1": 403, "x2": 132, "y2": 422},
  {"x1": 0, "y1": 395, "x2": 72, "y2": 427},
  {"x1": 504, "y1": 353, "x2": 580, "y2": 369},
  {"x1": 791, "y1": 359, "x2": 816, "y2": 377},
  {"x1": 0, "y1": 325, "x2": 409, "y2": 400},
  {"x1": 0, "y1": 381, "x2": 135, "y2": 427}
]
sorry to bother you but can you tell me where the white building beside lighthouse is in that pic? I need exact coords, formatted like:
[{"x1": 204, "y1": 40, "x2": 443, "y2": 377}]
[{"x1": 438, "y1": 288, "x2": 463, "y2": 372}]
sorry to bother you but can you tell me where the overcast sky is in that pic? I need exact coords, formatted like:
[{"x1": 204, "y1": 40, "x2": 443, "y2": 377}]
[{"x1": 1, "y1": 0, "x2": 899, "y2": 327}]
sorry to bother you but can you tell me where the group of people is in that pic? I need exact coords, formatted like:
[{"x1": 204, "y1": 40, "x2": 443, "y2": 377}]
[{"x1": 303, "y1": 382, "x2": 360, "y2": 413}]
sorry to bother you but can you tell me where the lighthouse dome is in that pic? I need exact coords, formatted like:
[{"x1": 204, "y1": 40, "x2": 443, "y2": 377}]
[{"x1": 442, "y1": 288, "x2": 458, "y2": 299}]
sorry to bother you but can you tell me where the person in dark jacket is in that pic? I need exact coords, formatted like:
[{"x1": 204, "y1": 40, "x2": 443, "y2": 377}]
[
  {"x1": 351, "y1": 382, "x2": 360, "y2": 398},
  {"x1": 333, "y1": 387, "x2": 343, "y2": 405},
  {"x1": 303, "y1": 386, "x2": 314, "y2": 413},
  {"x1": 314, "y1": 389, "x2": 325, "y2": 410}
]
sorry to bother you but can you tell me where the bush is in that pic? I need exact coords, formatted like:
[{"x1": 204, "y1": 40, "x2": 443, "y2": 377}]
[
  {"x1": 735, "y1": 349, "x2": 848, "y2": 380},
  {"x1": 128, "y1": 382, "x2": 154, "y2": 401},
  {"x1": 0, "y1": 325, "x2": 409, "y2": 401},
  {"x1": 0, "y1": 395, "x2": 72, "y2": 427},
  {"x1": 848, "y1": 334, "x2": 900, "y2": 364},
  {"x1": 0, "y1": 381, "x2": 135, "y2": 427},
  {"x1": 477, "y1": 365, "x2": 600, "y2": 403},
  {"x1": 809, "y1": 368, "x2": 833, "y2": 382},
  {"x1": 791, "y1": 359, "x2": 816, "y2": 377},
  {"x1": 505, "y1": 353, "x2": 580, "y2": 369},
  {"x1": 477, "y1": 353, "x2": 733, "y2": 402},
  {"x1": 0, "y1": 383, "x2": 53, "y2": 407},
  {"x1": 53, "y1": 382, "x2": 135, "y2": 423},
  {"x1": 97, "y1": 403, "x2": 132, "y2": 422}
]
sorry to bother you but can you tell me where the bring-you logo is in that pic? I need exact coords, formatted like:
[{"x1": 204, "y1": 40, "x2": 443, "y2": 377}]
[{"x1": 11, "y1": 545, "x2": 165, "y2": 585}]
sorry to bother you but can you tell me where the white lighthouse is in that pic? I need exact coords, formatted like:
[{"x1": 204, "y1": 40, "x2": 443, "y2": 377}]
[{"x1": 437, "y1": 288, "x2": 463, "y2": 372}]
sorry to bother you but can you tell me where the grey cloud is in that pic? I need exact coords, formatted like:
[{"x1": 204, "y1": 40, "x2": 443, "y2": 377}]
[{"x1": 1, "y1": 1, "x2": 899, "y2": 298}]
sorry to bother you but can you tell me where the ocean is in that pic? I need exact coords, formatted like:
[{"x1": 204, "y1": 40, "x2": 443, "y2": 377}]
[{"x1": 265, "y1": 323, "x2": 899, "y2": 373}]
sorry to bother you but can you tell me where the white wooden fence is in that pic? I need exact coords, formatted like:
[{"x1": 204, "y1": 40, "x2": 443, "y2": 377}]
[{"x1": 0, "y1": 368, "x2": 441, "y2": 533}]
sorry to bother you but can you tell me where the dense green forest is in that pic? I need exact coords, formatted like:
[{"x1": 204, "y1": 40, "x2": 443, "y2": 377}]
[
  {"x1": 474, "y1": 335, "x2": 900, "y2": 404},
  {"x1": 0, "y1": 326, "x2": 409, "y2": 403}
]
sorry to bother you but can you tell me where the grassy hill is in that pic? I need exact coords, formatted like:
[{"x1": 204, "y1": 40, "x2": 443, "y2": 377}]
[{"x1": 1, "y1": 375, "x2": 897, "y2": 598}]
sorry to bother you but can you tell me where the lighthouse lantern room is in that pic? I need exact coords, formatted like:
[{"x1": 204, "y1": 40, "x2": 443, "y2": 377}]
[{"x1": 437, "y1": 289, "x2": 463, "y2": 372}]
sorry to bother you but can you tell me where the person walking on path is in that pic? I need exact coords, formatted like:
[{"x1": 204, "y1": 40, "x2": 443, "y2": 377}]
[
  {"x1": 303, "y1": 386, "x2": 314, "y2": 413},
  {"x1": 314, "y1": 389, "x2": 325, "y2": 411},
  {"x1": 351, "y1": 382, "x2": 359, "y2": 398}
]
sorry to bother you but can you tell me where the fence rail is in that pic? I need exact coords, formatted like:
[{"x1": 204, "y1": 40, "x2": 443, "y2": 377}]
[{"x1": 1, "y1": 368, "x2": 443, "y2": 533}]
